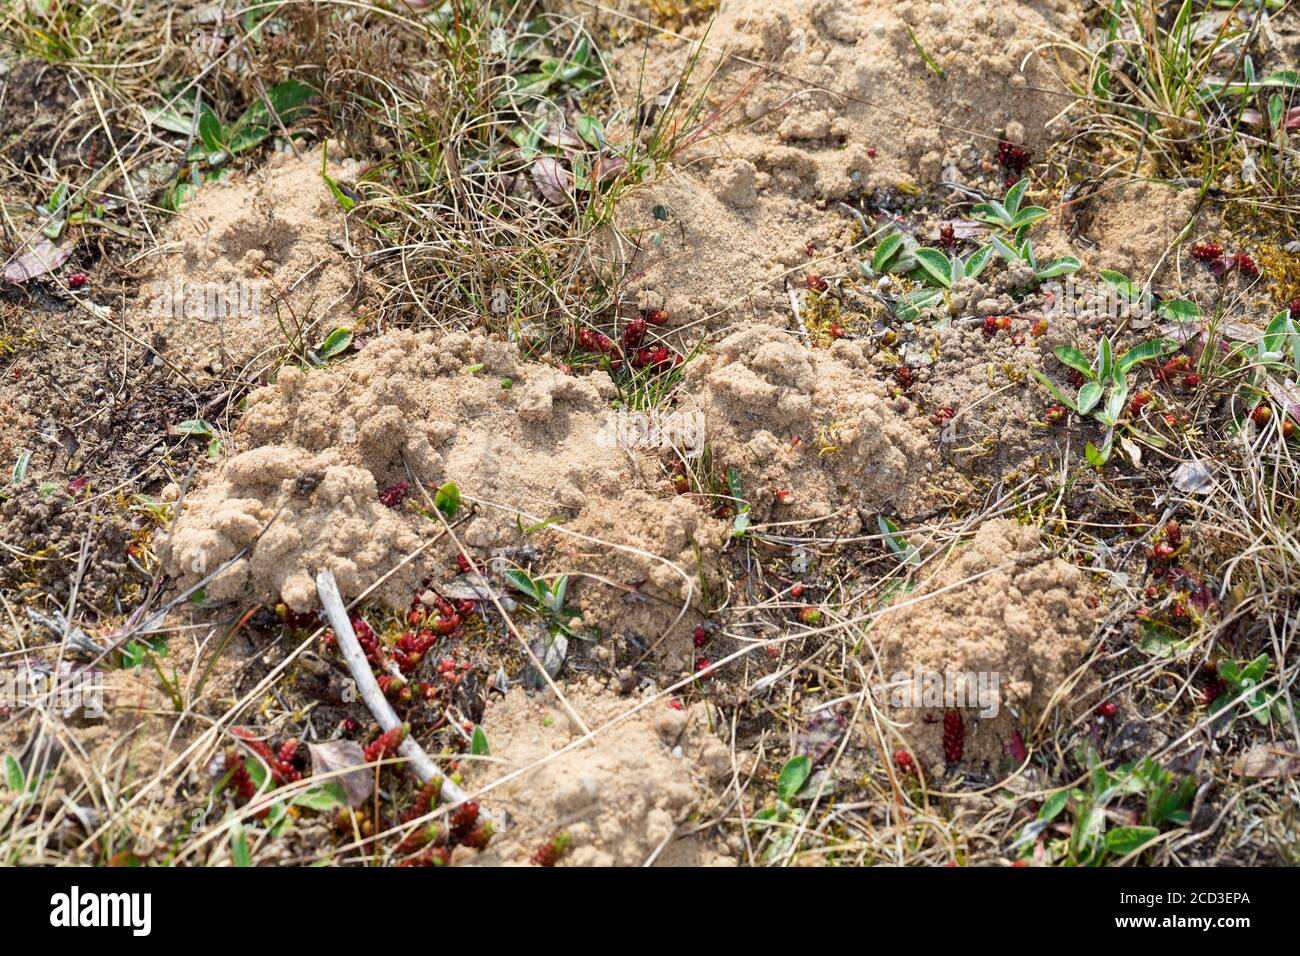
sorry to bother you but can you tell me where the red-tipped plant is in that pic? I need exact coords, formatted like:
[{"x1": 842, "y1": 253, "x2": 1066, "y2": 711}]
[
  {"x1": 1006, "y1": 729, "x2": 1027, "y2": 763},
  {"x1": 623, "y1": 316, "x2": 646, "y2": 350},
  {"x1": 531, "y1": 833, "x2": 572, "y2": 867},
  {"x1": 449, "y1": 800, "x2": 480, "y2": 840},
  {"x1": 379, "y1": 481, "x2": 410, "y2": 508},
  {"x1": 1233, "y1": 252, "x2": 1259, "y2": 278},
  {"x1": 364, "y1": 724, "x2": 409, "y2": 763},
  {"x1": 942, "y1": 710, "x2": 964, "y2": 764}
]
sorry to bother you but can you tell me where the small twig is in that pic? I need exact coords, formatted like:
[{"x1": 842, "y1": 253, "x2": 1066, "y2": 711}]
[{"x1": 314, "y1": 568, "x2": 479, "y2": 811}]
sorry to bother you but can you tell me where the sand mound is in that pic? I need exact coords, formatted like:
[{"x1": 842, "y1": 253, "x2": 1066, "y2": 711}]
[
  {"x1": 133, "y1": 150, "x2": 367, "y2": 378},
  {"x1": 1035, "y1": 179, "x2": 1206, "y2": 285},
  {"x1": 687, "y1": 325, "x2": 934, "y2": 527},
  {"x1": 875, "y1": 518, "x2": 1095, "y2": 774},
  {"x1": 609, "y1": 0, "x2": 1082, "y2": 328},
  {"x1": 469, "y1": 683, "x2": 733, "y2": 866},
  {"x1": 164, "y1": 330, "x2": 725, "y2": 656}
]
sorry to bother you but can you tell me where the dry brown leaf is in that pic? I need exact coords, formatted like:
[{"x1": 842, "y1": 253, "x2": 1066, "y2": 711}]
[
  {"x1": 308, "y1": 740, "x2": 374, "y2": 807},
  {"x1": 531, "y1": 157, "x2": 570, "y2": 204},
  {"x1": 4, "y1": 237, "x2": 73, "y2": 284},
  {"x1": 1232, "y1": 742, "x2": 1300, "y2": 778}
]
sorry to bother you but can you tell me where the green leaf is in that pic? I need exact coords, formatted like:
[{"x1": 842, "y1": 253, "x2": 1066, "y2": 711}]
[
  {"x1": 471, "y1": 726, "x2": 490, "y2": 756},
  {"x1": 433, "y1": 481, "x2": 461, "y2": 518},
  {"x1": 539, "y1": 576, "x2": 566, "y2": 615},
  {"x1": 1038, "y1": 789, "x2": 1069, "y2": 822},
  {"x1": 1097, "y1": 268, "x2": 1132, "y2": 291},
  {"x1": 197, "y1": 108, "x2": 224, "y2": 154},
  {"x1": 1085, "y1": 439, "x2": 1112, "y2": 466},
  {"x1": 1018, "y1": 236, "x2": 1037, "y2": 270},
  {"x1": 725, "y1": 466, "x2": 745, "y2": 504},
  {"x1": 1118, "y1": 339, "x2": 1175, "y2": 374},
  {"x1": 1004, "y1": 178, "x2": 1029, "y2": 216},
  {"x1": 904, "y1": 24, "x2": 947, "y2": 80},
  {"x1": 1099, "y1": 385, "x2": 1127, "y2": 427},
  {"x1": 1034, "y1": 256, "x2": 1080, "y2": 280},
  {"x1": 1268, "y1": 94, "x2": 1284, "y2": 128},
  {"x1": 1158, "y1": 299, "x2": 1199, "y2": 321},
  {"x1": 971, "y1": 202, "x2": 1012, "y2": 228},
  {"x1": 777, "y1": 755, "x2": 811, "y2": 803},
  {"x1": 894, "y1": 287, "x2": 946, "y2": 322},
  {"x1": 226, "y1": 124, "x2": 272, "y2": 155},
  {"x1": 1054, "y1": 346, "x2": 1096, "y2": 379},
  {"x1": 235, "y1": 80, "x2": 315, "y2": 137},
  {"x1": 871, "y1": 232, "x2": 905, "y2": 274},
  {"x1": 574, "y1": 114, "x2": 605, "y2": 148},
  {"x1": 322, "y1": 173, "x2": 356, "y2": 211},
  {"x1": 1105, "y1": 825, "x2": 1159, "y2": 856},
  {"x1": 243, "y1": 756, "x2": 268, "y2": 789},
  {"x1": 1076, "y1": 381, "x2": 1103, "y2": 415},
  {"x1": 317, "y1": 327, "x2": 353, "y2": 361},
  {"x1": 948, "y1": 253, "x2": 964, "y2": 287},
  {"x1": 1030, "y1": 368, "x2": 1077, "y2": 411},
  {"x1": 290, "y1": 782, "x2": 346, "y2": 811},
  {"x1": 505, "y1": 569, "x2": 546, "y2": 604},
  {"x1": 230, "y1": 824, "x2": 252, "y2": 867},
  {"x1": 11, "y1": 448, "x2": 31, "y2": 484},
  {"x1": 1261, "y1": 311, "x2": 1298, "y2": 363},
  {"x1": 1098, "y1": 269, "x2": 1151, "y2": 310},
  {"x1": 1011, "y1": 206, "x2": 1048, "y2": 231},
  {"x1": 964, "y1": 244, "x2": 994, "y2": 279},
  {"x1": 148, "y1": 104, "x2": 198, "y2": 135},
  {"x1": 265, "y1": 800, "x2": 290, "y2": 836},
  {"x1": 175, "y1": 419, "x2": 215, "y2": 438},
  {"x1": 4, "y1": 755, "x2": 24, "y2": 792},
  {"x1": 878, "y1": 515, "x2": 921, "y2": 566},
  {"x1": 1241, "y1": 653, "x2": 1270, "y2": 683},
  {"x1": 1210, "y1": 70, "x2": 1300, "y2": 96},
  {"x1": 989, "y1": 233, "x2": 1021, "y2": 262},
  {"x1": 1096, "y1": 337, "x2": 1114, "y2": 381},
  {"x1": 1260, "y1": 70, "x2": 1300, "y2": 88},
  {"x1": 1137, "y1": 618, "x2": 1190, "y2": 656},
  {"x1": 243, "y1": 0, "x2": 282, "y2": 35},
  {"x1": 913, "y1": 248, "x2": 954, "y2": 288}
]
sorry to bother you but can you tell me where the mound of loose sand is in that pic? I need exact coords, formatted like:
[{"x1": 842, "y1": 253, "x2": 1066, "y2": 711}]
[
  {"x1": 163, "y1": 329, "x2": 725, "y2": 660},
  {"x1": 607, "y1": 0, "x2": 1083, "y2": 330},
  {"x1": 876, "y1": 518, "x2": 1095, "y2": 774},
  {"x1": 133, "y1": 150, "x2": 367, "y2": 378},
  {"x1": 686, "y1": 325, "x2": 935, "y2": 527},
  {"x1": 468, "y1": 683, "x2": 734, "y2": 866}
]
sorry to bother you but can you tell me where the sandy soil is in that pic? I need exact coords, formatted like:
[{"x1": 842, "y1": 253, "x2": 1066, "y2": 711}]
[{"x1": 3, "y1": 0, "x2": 1285, "y2": 867}]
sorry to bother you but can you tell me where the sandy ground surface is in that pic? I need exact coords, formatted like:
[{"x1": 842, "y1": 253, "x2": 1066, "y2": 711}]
[{"x1": 2, "y1": 0, "x2": 1295, "y2": 866}]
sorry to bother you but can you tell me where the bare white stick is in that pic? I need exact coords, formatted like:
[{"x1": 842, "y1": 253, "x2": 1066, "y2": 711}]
[{"x1": 315, "y1": 568, "x2": 474, "y2": 808}]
